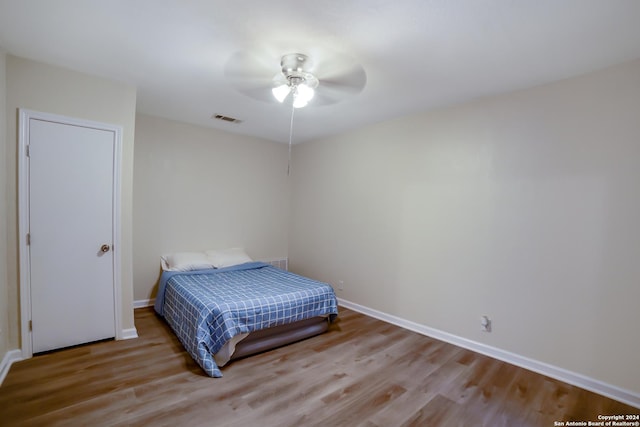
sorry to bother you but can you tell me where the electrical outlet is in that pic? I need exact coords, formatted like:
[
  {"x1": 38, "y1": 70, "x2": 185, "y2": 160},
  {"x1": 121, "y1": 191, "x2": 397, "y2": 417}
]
[
  {"x1": 337, "y1": 280, "x2": 344, "y2": 291},
  {"x1": 480, "y1": 315, "x2": 491, "y2": 332}
]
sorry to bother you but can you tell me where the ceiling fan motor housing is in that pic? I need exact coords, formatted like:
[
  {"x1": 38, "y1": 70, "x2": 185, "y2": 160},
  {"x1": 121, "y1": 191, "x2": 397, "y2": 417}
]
[{"x1": 280, "y1": 53, "x2": 318, "y2": 88}]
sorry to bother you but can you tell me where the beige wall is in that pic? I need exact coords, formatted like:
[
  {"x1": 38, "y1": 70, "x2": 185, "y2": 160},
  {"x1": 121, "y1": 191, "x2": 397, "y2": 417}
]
[
  {"x1": 133, "y1": 114, "x2": 290, "y2": 301},
  {"x1": 290, "y1": 59, "x2": 640, "y2": 394},
  {"x1": 4, "y1": 55, "x2": 137, "y2": 348},
  {"x1": 0, "y1": 51, "x2": 8, "y2": 358},
  {"x1": 3, "y1": 51, "x2": 638, "y2": 398}
]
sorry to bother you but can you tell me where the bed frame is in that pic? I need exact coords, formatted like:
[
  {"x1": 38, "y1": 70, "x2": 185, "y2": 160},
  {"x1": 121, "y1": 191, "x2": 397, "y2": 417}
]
[{"x1": 228, "y1": 316, "x2": 330, "y2": 361}]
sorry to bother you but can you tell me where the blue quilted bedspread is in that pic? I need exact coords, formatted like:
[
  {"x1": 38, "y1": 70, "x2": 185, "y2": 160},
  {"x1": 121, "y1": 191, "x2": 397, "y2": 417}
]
[{"x1": 155, "y1": 262, "x2": 338, "y2": 377}]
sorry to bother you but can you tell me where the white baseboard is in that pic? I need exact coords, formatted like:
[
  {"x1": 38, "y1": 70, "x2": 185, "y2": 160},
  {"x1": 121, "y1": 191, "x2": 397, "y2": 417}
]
[
  {"x1": 134, "y1": 299, "x2": 154, "y2": 309},
  {"x1": 337, "y1": 298, "x2": 640, "y2": 409},
  {"x1": 0, "y1": 349, "x2": 23, "y2": 386},
  {"x1": 120, "y1": 328, "x2": 138, "y2": 340},
  {"x1": 2, "y1": 329, "x2": 138, "y2": 386}
]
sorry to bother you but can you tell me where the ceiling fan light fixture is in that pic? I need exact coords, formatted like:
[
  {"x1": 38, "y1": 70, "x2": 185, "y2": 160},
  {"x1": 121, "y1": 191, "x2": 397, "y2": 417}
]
[
  {"x1": 271, "y1": 53, "x2": 319, "y2": 108},
  {"x1": 295, "y1": 83, "x2": 314, "y2": 106},
  {"x1": 271, "y1": 80, "x2": 315, "y2": 108},
  {"x1": 292, "y1": 94, "x2": 308, "y2": 108},
  {"x1": 272, "y1": 84, "x2": 291, "y2": 103}
]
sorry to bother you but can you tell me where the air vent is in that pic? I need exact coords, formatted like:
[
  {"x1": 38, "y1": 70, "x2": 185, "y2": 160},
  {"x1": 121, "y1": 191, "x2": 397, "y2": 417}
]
[{"x1": 212, "y1": 114, "x2": 242, "y2": 124}]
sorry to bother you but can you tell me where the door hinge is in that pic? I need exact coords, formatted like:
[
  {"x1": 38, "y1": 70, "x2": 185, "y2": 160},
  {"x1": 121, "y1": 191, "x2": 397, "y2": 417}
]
[
  {"x1": 29, "y1": 320, "x2": 32, "y2": 332},
  {"x1": 26, "y1": 145, "x2": 30, "y2": 157},
  {"x1": 26, "y1": 233, "x2": 30, "y2": 246}
]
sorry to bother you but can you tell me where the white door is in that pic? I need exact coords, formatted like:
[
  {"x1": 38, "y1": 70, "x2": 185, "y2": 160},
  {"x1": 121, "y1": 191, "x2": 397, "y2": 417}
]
[{"x1": 28, "y1": 117, "x2": 116, "y2": 353}]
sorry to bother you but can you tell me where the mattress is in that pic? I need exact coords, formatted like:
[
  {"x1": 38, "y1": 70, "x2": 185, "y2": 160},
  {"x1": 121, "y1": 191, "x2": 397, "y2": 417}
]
[{"x1": 154, "y1": 262, "x2": 338, "y2": 377}]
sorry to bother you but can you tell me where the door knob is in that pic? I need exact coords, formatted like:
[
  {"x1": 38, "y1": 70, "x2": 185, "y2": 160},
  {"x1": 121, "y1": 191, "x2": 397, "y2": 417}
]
[{"x1": 100, "y1": 244, "x2": 110, "y2": 253}]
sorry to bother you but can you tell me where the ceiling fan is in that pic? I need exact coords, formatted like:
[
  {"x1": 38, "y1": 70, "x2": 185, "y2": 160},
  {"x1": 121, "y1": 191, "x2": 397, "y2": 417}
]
[
  {"x1": 224, "y1": 49, "x2": 367, "y2": 108},
  {"x1": 224, "y1": 49, "x2": 367, "y2": 174}
]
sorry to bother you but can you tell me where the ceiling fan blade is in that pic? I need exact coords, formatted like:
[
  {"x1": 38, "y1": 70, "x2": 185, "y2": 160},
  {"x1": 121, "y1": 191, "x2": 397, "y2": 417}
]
[
  {"x1": 318, "y1": 65, "x2": 366, "y2": 90},
  {"x1": 224, "y1": 50, "x2": 281, "y2": 101},
  {"x1": 311, "y1": 65, "x2": 366, "y2": 106},
  {"x1": 313, "y1": 83, "x2": 355, "y2": 105},
  {"x1": 321, "y1": 73, "x2": 367, "y2": 94},
  {"x1": 310, "y1": 53, "x2": 367, "y2": 106},
  {"x1": 313, "y1": 51, "x2": 366, "y2": 84}
]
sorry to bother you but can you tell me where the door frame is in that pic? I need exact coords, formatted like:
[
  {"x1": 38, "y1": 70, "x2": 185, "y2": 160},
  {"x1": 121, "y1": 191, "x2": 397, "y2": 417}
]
[{"x1": 18, "y1": 109, "x2": 123, "y2": 359}]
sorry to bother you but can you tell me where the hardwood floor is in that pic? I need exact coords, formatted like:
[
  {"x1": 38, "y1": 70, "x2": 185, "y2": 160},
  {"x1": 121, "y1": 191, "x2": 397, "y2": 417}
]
[{"x1": 0, "y1": 307, "x2": 637, "y2": 426}]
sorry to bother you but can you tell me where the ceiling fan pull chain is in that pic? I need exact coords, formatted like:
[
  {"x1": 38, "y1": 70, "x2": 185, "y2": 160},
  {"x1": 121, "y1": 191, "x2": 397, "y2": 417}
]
[{"x1": 287, "y1": 97, "x2": 295, "y2": 176}]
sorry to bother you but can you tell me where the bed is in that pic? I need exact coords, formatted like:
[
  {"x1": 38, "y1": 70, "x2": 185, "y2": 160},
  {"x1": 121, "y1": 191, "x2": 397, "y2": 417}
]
[{"x1": 154, "y1": 258, "x2": 339, "y2": 377}]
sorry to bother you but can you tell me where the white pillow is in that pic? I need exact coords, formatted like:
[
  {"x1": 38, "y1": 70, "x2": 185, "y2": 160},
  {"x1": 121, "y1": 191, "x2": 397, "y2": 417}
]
[
  {"x1": 205, "y1": 248, "x2": 253, "y2": 268},
  {"x1": 161, "y1": 252, "x2": 214, "y2": 271}
]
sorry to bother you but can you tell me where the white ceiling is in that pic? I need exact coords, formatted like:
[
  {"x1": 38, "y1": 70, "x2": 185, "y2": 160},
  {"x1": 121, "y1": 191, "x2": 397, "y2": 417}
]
[{"x1": 1, "y1": 0, "x2": 640, "y2": 143}]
